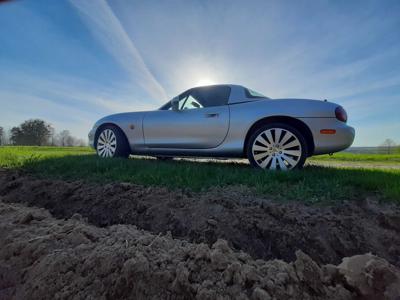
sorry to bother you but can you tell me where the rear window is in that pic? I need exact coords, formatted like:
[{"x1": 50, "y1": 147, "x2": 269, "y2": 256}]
[{"x1": 245, "y1": 88, "x2": 268, "y2": 99}]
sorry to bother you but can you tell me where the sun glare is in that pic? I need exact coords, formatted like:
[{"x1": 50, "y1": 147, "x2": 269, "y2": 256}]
[{"x1": 195, "y1": 78, "x2": 215, "y2": 86}]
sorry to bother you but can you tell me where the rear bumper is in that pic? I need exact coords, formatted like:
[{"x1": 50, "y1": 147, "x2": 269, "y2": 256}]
[{"x1": 299, "y1": 118, "x2": 355, "y2": 155}]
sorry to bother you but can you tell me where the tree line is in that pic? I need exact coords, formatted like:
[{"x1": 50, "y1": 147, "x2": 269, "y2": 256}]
[
  {"x1": 0, "y1": 120, "x2": 398, "y2": 151},
  {"x1": 0, "y1": 119, "x2": 86, "y2": 147}
]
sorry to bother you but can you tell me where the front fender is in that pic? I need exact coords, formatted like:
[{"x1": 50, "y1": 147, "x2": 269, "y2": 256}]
[{"x1": 90, "y1": 112, "x2": 148, "y2": 150}]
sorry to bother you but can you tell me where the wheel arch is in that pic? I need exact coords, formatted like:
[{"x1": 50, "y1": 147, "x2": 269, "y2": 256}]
[
  {"x1": 94, "y1": 122, "x2": 130, "y2": 150},
  {"x1": 243, "y1": 116, "x2": 315, "y2": 156}
]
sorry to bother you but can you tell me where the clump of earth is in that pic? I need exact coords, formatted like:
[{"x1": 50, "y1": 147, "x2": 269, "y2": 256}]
[{"x1": 0, "y1": 169, "x2": 400, "y2": 299}]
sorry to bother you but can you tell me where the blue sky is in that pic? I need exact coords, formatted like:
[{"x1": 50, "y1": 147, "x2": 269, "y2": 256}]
[{"x1": 0, "y1": 0, "x2": 399, "y2": 146}]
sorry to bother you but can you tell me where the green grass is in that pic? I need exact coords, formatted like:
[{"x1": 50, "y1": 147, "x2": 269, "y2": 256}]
[
  {"x1": 0, "y1": 146, "x2": 93, "y2": 168},
  {"x1": 0, "y1": 146, "x2": 399, "y2": 204},
  {"x1": 310, "y1": 152, "x2": 400, "y2": 163}
]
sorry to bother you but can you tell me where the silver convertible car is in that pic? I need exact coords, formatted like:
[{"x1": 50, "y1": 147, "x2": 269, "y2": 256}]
[{"x1": 89, "y1": 84, "x2": 355, "y2": 170}]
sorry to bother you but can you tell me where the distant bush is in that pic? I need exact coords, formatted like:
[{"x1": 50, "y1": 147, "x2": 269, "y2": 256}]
[
  {"x1": 5, "y1": 119, "x2": 86, "y2": 147},
  {"x1": 10, "y1": 119, "x2": 53, "y2": 146}
]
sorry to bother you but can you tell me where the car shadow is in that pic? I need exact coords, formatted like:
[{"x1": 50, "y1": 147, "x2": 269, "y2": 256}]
[
  {"x1": 18, "y1": 153, "x2": 400, "y2": 175},
  {"x1": 11, "y1": 154, "x2": 398, "y2": 203}
]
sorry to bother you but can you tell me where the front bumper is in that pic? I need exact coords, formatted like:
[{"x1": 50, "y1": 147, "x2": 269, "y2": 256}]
[{"x1": 88, "y1": 127, "x2": 97, "y2": 149}]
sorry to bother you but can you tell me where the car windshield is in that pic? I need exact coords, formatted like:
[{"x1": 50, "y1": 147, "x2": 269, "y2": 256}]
[{"x1": 159, "y1": 100, "x2": 173, "y2": 110}]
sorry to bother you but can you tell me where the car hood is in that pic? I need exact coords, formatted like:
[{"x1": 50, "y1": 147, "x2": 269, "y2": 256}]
[{"x1": 93, "y1": 111, "x2": 150, "y2": 127}]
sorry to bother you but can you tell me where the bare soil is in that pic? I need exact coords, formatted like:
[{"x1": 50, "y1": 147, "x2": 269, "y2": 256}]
[
  {"x1": 1, "y1": 201, "x2": 400, "y2": 299},
  {"x1": 1, "y1": 169, "x2": 400, "y2": 299},
  {"x1": 1, "y1": 170, "x2": 400, "y2": 266}
]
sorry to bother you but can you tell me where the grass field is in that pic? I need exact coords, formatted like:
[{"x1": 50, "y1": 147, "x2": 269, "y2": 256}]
[
  {"x1": 310, "y1": 152, "x2": 400, "y2": 163},
  {"x1": 0, "y1": 146, "x2": 399, "y2": 203}
]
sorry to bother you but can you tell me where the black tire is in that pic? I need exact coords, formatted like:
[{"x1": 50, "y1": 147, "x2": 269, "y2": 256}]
[
  {"x1": 247, "y1": 123, "x2": 307, "y2": 170},
  {"x1": 95, "y1": 125, "x2": 130, "y2": 158}
]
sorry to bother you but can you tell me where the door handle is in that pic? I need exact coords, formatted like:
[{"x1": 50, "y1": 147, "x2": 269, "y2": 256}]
[{"x1": 205, "y1": 113, "x2": 219, "y2": 118}]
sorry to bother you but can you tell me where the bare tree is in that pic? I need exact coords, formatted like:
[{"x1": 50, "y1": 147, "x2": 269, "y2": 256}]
[
  {"x1": 48, "y1": 126, "x2": 56, "y2": 146},
  {"x1": 75, "y1": 138, "x2": 87, "y2": 147},
  {"x1": 380, "y1": 138, "x2": 396, "y2": 154},
  {"x1": 55, "y1": 130, "x2": 86, "y2": 146},
  {"x1": 0, "y1": 126, "x2": 3, "y2": 145},
  {"x1": 65, "y1": 135, "x2": 75, "y2": 147},
  {"x1": 10, "y1": 119, "x2": 53, "y2": 146},
  {"x1": 57, "y1": 130, "x2": 71, "y2": 146},
  {"x1": 1, "y1": 129, "x2": 10, "y2": 145}
]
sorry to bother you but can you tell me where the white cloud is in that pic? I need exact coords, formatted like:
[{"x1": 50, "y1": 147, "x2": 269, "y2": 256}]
[
  {"x1": 2, "y1": 0, "x2": 399, "y2": 147},
  {"x1": 0, "y1": 91, "x2": 93, "y2": 139},
  {"x1": 0, "y1": 69, "x2": 158, "y2": 140},
  {"x1": 68, "y1": 0, "x2": 167, "y2": 101}
]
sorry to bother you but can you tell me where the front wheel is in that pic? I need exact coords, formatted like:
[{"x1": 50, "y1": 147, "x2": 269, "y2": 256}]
[
  {"x1": 247, "y1": 123, "x2": 307, "y2": 170},
  {"x1": 96, "y1": 126, "x2": 130, "y2": 158}
]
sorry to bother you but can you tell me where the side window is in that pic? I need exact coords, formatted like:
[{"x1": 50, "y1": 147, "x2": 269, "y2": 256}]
[
  {"x1": 159, "y1": 86, "x2": 231, "y2": 111},
  {"x1": 163, "y1": 96, "x2": 187, "y2": 111},
  {"x1": 181, "y1": 95, "x2": 203, "y2": 110},
  {"x1": 169, "y1": 92, "x2": 203, "y2": 111},
  {"x1": 193, "y1": 86, "x2": 231, "y2": 108},
  {"x1": 165, "y1": 94, "x2": 189, "y2": 110},
  {"x1": 178, "y1": 95, "x2": 188, "y2": 110}
]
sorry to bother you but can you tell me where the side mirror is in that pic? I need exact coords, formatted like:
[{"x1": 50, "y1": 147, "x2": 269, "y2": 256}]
[{"x1": 171, "y1": 97, "x2": 179, "y2": 111}]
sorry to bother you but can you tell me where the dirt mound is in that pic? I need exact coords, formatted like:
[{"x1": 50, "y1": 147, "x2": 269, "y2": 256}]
[
  {"x1": 1, "y1": 201, "x2": 400, "y2": 300},
  {"x1": 1, "y1": 170, "x2": 400, "y2": 268}
]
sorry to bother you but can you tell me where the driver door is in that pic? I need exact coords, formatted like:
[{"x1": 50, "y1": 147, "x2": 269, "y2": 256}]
[{"x1": 143, "y1": 86, "x2": 230, "y2": 149}]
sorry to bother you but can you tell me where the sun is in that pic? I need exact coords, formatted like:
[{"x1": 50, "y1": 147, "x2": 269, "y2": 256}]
[{"x1": 195, "y1": 78, "x2": 215, "y2": 87}]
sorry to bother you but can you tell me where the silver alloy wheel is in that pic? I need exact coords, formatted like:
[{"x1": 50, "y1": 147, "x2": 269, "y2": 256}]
[
  {"x1": 251, "y1": 128, "x2": 302, "y2": 170},
  {"x1": 97, "y1": 129, "x2": 117, "y2": 158}
]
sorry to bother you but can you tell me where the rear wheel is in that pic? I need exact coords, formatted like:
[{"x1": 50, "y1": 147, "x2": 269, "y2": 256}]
[
  {"x1": 247, "y1": 123, "x2": 307, "y2": 170},
  {"x1": 96, "y1": 126, "x2": 130, "y2": 158}
]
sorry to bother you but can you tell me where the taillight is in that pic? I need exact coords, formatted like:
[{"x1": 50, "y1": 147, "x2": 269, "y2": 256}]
[{"x1": 335, "y1": 106, "x2": 347, "y2": 122}]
